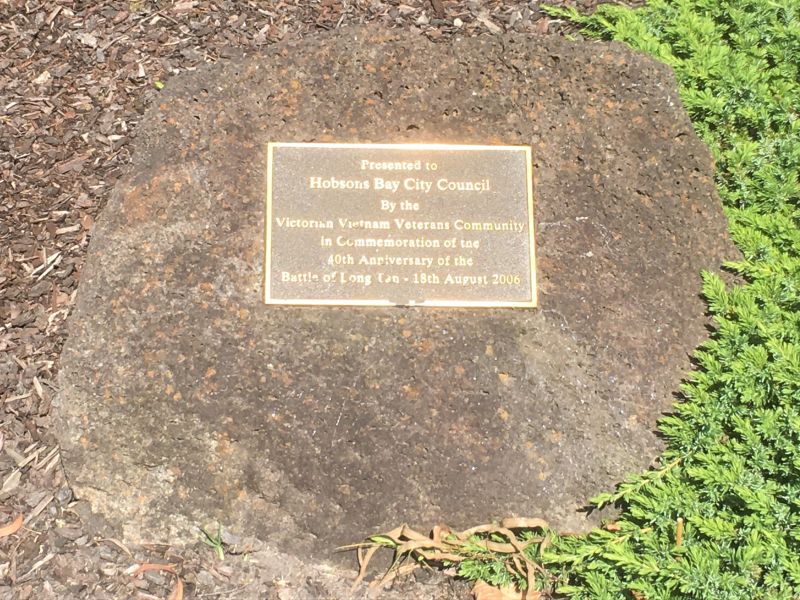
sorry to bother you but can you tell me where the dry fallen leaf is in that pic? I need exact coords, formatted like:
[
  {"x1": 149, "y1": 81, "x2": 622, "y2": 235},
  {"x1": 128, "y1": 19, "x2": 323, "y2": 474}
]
[
  {"x1": 472, "y1": 580, "x2": 526, "y2": 600},
  {"x1": 130, "y1": 563, "x2": 183, "y2": 600},
  {"x1": 536, "y1": 17, "x2": 550, "y2": 34},
  {"x1": 132, "y1": 562, "x2": 176, "y2": 575},
  {"x1": 500, "y1": 517, "x2": 548, "y2": 530},
  {"x1": 0, "y1": 514, "x2": 23, "y2": 538},
  {"x1": 167, "y1": 577, "x2": 184, "y2": 600}
]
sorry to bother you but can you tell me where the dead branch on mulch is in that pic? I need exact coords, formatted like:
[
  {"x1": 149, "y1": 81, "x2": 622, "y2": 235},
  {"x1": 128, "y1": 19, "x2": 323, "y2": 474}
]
[{"x1": 340, "y1": 517, "x2": 552, "y2": 598}]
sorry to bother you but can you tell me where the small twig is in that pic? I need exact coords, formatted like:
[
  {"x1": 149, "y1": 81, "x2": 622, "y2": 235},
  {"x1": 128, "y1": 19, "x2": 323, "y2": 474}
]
[
  {"x1": 3, "y1": 392, "x2": 31, "y2": 403},
  {"x1": 24, "y1": 493, "x2": 54, "y2": 526},
  {"x1": 675, "y1": 517, "x2": 684, "y2": 547},
  {"x1": 196, "y1": 582, "x2": 254, "y2": 597},
  {"x1": 16, "y1": 552, "x2": 55, "y2": 583},
  {"x1": 29, "y1": 251, "x2": 61, "y2": 277},
  {"x1": 96, "y1": 537, "x2": 133, "y2": 557},
  {"x1": 100, "y1": 34, "x2": 129, "y2": 51}
]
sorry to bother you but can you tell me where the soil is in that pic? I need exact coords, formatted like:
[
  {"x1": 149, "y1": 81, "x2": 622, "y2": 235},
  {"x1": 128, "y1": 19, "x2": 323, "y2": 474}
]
[{"x1": 0, "y1": 1, "x2": 660, "y2": 599}]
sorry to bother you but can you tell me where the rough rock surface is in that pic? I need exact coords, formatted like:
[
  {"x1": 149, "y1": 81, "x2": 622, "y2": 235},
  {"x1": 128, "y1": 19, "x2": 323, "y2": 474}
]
[{"x1": 55, "y1": 27, "x2": 735, "y2": 562}]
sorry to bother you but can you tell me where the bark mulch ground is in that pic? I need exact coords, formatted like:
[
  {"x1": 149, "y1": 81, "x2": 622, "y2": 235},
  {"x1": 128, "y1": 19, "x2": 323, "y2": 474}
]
[{"x1": 1, "y1": 1, "x2": 641, "y2": 597}]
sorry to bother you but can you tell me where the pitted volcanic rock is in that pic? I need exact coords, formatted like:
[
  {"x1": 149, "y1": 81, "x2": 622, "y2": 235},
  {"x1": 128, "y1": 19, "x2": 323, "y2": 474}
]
[{"x1": 55, "y1": 27, "x2": 735, "y2": 560}]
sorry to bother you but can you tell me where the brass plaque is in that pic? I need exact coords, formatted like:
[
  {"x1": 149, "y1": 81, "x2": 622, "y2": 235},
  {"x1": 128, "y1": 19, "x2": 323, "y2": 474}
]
[{"x1": 264, "y1": 143, "x2": 536, "y2": 307}]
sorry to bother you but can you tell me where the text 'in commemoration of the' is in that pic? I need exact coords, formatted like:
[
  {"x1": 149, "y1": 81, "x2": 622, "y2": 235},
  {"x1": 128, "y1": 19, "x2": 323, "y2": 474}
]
[{"x1": 264, "y1": 142, "x2": 537, "y2": 307}]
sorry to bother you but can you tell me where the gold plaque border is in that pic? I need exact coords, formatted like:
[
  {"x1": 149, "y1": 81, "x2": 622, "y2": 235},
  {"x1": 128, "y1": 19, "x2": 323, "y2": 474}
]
[{"x1": 263, "y1": 142, "x2": 537, "y2": 308}]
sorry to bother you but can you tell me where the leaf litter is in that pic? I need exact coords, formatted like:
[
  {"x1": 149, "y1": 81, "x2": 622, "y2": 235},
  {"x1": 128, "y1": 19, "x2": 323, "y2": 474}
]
[{"x1": 341, "y1": 518, "x2": 551, "y2": 598}]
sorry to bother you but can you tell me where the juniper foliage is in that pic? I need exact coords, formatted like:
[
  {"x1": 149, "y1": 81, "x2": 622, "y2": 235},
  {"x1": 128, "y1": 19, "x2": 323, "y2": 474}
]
[{"x1": 460, "y1": 1, "x2": 800, "y2": 597}]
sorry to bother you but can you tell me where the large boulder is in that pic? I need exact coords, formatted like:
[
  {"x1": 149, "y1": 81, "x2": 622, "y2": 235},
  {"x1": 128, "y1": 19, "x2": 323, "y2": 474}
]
[{"x1": 55, "y1": 27, "x2": 735, "y2": 560}]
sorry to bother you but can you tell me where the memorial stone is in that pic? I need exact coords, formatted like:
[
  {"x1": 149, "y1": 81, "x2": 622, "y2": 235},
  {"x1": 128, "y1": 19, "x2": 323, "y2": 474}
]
[{"x1": 55, "y1": 28, "x2": 736, "y2": 563}]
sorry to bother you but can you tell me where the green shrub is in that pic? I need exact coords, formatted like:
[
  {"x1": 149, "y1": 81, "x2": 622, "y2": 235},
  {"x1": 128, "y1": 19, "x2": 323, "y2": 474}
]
[{"x1": 474, "y1": 2, "x2": 800, "y2": 597}]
